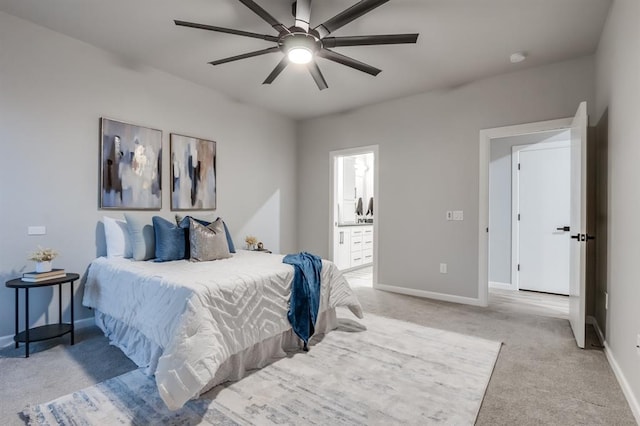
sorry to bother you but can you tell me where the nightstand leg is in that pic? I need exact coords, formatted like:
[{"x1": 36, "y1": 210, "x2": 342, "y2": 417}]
[
  {"x1": 14, "y1": 288, "x2": 18, "y2": 349},
  {"x1": 25, "y1": 288, "x2": 29, "y2": 358},
  {"x1": 58, "y1": 283, "x2": 62, "y2": 324},
  {"x1": 70, "y1": 281, "x2": 74, "y2": 345}
]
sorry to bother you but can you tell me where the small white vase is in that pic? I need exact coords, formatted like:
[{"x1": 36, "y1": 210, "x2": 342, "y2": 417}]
[{"x1": 35, "y1": 261, "x2": 52, "y2": 273}]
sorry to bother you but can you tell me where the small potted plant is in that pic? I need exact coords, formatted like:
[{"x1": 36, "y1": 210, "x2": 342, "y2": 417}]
[
  {"x1": 245, "y1": 236, "x2": 258, "y2": 250},
  {"x1": 29, "y1": 246, "x2": 58, "y2": 273}
]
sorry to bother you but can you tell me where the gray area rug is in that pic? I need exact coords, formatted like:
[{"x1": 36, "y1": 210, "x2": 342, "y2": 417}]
[{"x1": 25, "y1": 314, "x2": 501, "y2": 425}]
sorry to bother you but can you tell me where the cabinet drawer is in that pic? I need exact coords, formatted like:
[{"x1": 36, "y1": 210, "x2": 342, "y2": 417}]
[
  {"x1": 351, "y1": 229, "x2": 363, "y2": 238},
  {"x1": 363, "y1": 249, "x2": 373, "y2": 264},
  {"x1": 350, "y1": 235, "x2": 363, "y2": 251},
  {"x1": 351, "y1": 251, "x2": 364, "y2": 266}
]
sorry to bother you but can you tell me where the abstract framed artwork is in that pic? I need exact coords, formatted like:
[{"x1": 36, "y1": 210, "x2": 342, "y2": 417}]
[
  {"x1": 100, "y1": 118, "x2": 162, "y2": 210},
  {"x1": 170, "y1": 134, "x2": 216, "y2": 211}
]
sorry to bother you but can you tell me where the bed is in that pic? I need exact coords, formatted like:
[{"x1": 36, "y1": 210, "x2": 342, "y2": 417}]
[{"x1": 82, "y1": 249, "x2": 363, "y2": 410}]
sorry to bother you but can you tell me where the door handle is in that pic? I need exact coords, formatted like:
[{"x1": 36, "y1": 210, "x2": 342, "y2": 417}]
[
  {"x1": 556, "y1": 226, "x2": 570, "y2": 232},
  {"x1": 570, "y1": 234, "x2": 581, "y2": 240}
]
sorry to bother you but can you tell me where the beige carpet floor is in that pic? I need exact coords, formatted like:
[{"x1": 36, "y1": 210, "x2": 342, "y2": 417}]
[{"x1": 0, "y1": 279, "x2": 636, "y2": 425}]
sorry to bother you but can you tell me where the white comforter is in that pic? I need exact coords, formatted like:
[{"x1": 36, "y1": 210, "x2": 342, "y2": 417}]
[{"x1": 83, "y1": 250, "x2": 363, "y2": 410}]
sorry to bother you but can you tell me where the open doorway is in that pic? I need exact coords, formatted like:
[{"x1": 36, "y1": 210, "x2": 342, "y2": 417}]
[
  {"x1": 329, "y1": 146, "x2": 379, "y2": 288},
  {"x1": 488, "y1": 130, "x2": 571, "y2": 319},
  {"x1": 478, "y1": 118, "x2": 574, "y2": 319}
]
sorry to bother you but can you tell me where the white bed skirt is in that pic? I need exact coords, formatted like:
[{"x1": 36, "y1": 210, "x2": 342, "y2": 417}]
[{"x1": 95, "y1": 308, "x2": 339, "y2": 398}]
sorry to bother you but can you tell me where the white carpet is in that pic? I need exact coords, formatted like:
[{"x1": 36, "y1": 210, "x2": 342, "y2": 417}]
[{"x1": 26, "y1": 313, "x2": 501, "y2": 425}]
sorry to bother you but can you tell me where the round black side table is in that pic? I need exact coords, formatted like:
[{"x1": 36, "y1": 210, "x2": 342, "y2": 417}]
[{"x1": 5, "y1": 273, "x2": 79, "y2": 358}]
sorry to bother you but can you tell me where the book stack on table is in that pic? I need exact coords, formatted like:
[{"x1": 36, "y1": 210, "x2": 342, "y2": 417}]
[{"x1": 21, "y1": 269, "x2": 66, "y2": 282}]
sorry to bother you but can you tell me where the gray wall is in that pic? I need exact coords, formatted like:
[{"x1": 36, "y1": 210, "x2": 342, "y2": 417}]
[
  {"x1": 298, "y1": 56, "x2": 595, "y2": 300},
  {"x1": 488, "y1": 130, "x2": 569, "y2": 286},
  {"x1": 595, "y1": 0, "x2": 640, "y2": 415},
  {"x1": 0, "y1": 12, "x2": 297, "y2": 339}
]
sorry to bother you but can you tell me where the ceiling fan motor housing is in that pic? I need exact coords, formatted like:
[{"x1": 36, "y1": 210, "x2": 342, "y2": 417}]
[{"x1": 280, "y1": 31, "x2": 322, "y2": 55}]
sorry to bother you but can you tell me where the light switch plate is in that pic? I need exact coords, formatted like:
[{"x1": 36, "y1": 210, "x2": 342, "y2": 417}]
[
  {"x1": 440, "y1": 263, "x2": 447, "y2": 274},
  {"x1": 28, "y1": 226, "x2": 46, "y2": 235},
  {"x1": 446, "y1": 211, "x2": 453, "y2": 221}
]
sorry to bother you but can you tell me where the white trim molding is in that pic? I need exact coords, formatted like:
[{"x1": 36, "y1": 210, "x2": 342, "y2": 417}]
[
  {"x1": 587, "y1": 316, "x2": 640, "y2": 423},
  {"x1": 489, "y1": 281, "x2": 514, "y2": 291},
  {"x1": 374, "y1": 283, "x2": 486, "y2": 307},
  {"x1": 603, "y1": 342, "x2": 640, "y2": 423}
]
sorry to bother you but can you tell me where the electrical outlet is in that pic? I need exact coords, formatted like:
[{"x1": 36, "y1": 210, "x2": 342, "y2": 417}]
[
  {"x1": 440, "y1": 263, "x2": 447, "y2": 274},
  {"x1": 446, "y1": 211, "x2": 453, "y2": 221}
]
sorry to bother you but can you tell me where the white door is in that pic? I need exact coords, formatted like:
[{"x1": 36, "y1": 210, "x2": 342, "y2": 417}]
[
  {"x1": 516, "y1": 142, "x2": 571, "y2": 294},
  {"x1": 569, "y1": 102, "x2": 588, "y2": 348}
]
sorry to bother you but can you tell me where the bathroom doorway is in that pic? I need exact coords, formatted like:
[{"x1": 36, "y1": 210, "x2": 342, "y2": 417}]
[{"x1": 329, "y1": 146, "x2": 378, "y2": 286}]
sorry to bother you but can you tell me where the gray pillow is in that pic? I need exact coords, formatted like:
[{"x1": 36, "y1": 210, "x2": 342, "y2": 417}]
[
  {"x1": 189, "y1": 218, "x2": 231, "y2": 262},
  {"x1": 124, "y1": 213, "x2": 156, "y2": 261}
]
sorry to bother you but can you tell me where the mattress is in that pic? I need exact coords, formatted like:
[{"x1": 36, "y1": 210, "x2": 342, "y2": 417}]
[{"x1": 82, "y1": 250, "x2": 363, "y2": 410}]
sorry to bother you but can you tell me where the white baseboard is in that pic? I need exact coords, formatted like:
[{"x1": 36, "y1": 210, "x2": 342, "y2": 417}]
[
  {"x1": 603, "y1": 341, "x2": 640, "y2": 424},
  {"x1": 0, "y1": 316, "x2": 95, "y2": 349},
  {"x1": 586, "y1": 316, "x2": 639, "y2": 424},
  {"x1": 489, "y1": 281, "x2": 514, "y2": 290},
  {"x1": 374, "y1": 283, "x2": 486, "y2": 307}
]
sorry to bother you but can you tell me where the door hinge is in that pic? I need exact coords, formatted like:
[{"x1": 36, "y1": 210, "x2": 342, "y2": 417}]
[
  {"x1": 517, "y1": 264, "x2": 520, "y2": 271},
  {"x1": 518, "y1": 213, "x2": 520, "y2": 221},
  {"x1": 518, "y1": 163, "x2": 521, "y2": 170},
  {"x1": 486, "y1": 227, "x2": 489, "y2": 233}
]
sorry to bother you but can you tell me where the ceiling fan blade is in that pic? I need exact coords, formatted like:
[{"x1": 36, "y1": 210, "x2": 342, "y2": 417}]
[
  {"x1": 209, "y1": 46, "x2": 280, "y2": 66},
  {"x1": 308, "y1": 61, "x2": 328, "y2": 90},
  {"x1": 263, "y1": 57, "x2": 289, "y2": 84},
  {"x1": 317, "y1": 49, "x2": 381, "y2": 76},
  {"x1": 293, "y1": 0, "x2": 312, "y2": 32},
  {"x1": 237, "y1": 0, "x2": 289, "y2": 34},
  {"x1": 314, "y1": 0, "x2": 389, "y2": 38},
  {"x1": 323, "y1": 33, "x2": 419, "y2": 48},
  {"x1": 174, "y1": 20, "x2": 279, "y2": 42}
]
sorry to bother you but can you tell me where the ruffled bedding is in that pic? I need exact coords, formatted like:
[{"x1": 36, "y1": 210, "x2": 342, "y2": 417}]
[{"x1": 82, "y1": 250, "x2": 363, "y2": 410}]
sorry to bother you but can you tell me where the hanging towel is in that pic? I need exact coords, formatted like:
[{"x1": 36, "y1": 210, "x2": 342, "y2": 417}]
[
  {"x1": 283, "y1": 252, "x2": 322, "y2": 350},
  {"x1": 366, "y1": 197, "x2": 374, "y2": 216},
  {"x1": 355, "y1": 197, "x2": 364, "y2": 216}
]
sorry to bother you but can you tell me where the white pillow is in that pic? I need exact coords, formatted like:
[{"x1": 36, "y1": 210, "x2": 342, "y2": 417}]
[{"x1": 103, "y1": 216, "x2": 133, "y2": 258}]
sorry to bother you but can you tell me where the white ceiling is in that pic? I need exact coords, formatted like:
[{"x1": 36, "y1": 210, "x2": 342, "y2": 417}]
[{"x1": 0, "y1": 0, "x2": 611, "y2": 119}]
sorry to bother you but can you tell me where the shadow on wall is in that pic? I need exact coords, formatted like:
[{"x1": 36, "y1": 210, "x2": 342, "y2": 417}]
[{"x1": 235, "y1": 189, "x2": 281, "y2": 254}]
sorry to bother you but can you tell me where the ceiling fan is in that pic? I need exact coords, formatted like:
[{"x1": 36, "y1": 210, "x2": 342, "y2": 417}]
[{"x1": 174, "y1": 0, "x2": 419, "y2": 90}]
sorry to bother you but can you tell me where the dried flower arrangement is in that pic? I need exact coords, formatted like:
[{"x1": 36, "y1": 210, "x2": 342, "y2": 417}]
[
  {"x1": 28, "y1": 246, "x2": 58, "y2": 262},
  {"x1": 245, "y1": 235, "x2": 258, "y2": 249}
]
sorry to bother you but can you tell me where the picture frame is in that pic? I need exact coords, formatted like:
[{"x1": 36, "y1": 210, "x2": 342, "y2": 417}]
[
  {"x1": 100, "y1": 117, "x2": 162, "y2": 210},
  {"x1": 170, "y1": 133, "x2": 217, "y2": 211}
]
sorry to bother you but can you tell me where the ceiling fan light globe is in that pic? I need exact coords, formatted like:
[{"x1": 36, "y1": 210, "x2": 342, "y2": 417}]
[{"x1": 288, "y1": 47, "x2": 313, "y2": 64}]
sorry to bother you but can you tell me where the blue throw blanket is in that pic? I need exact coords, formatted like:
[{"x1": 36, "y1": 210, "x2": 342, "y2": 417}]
[{"x1": 283, "y1": 252, "x2": 322, "y2": 350}]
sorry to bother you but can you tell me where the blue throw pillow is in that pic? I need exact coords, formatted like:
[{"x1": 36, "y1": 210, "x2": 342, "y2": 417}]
[
  {"x1": 176, "y1": 215, "x2": 236, "y2": 253},
  {"x1": 152, "y1": 216, "x2": 186, "y2": 262},
  {"x1": 124, "y1": 213, "x2": 156, "y2": 261}
]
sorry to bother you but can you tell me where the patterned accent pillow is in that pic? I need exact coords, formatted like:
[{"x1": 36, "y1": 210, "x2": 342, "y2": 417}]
[
  {"x1": 152, "y1": 216, "x2": 186, "y2": 262},
  {"x1": 176, "y1": 215, "x2": 236, "y2": 254},
  {"x1": 189, "y1": 218, "x2": 231, "y2": 262}
]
